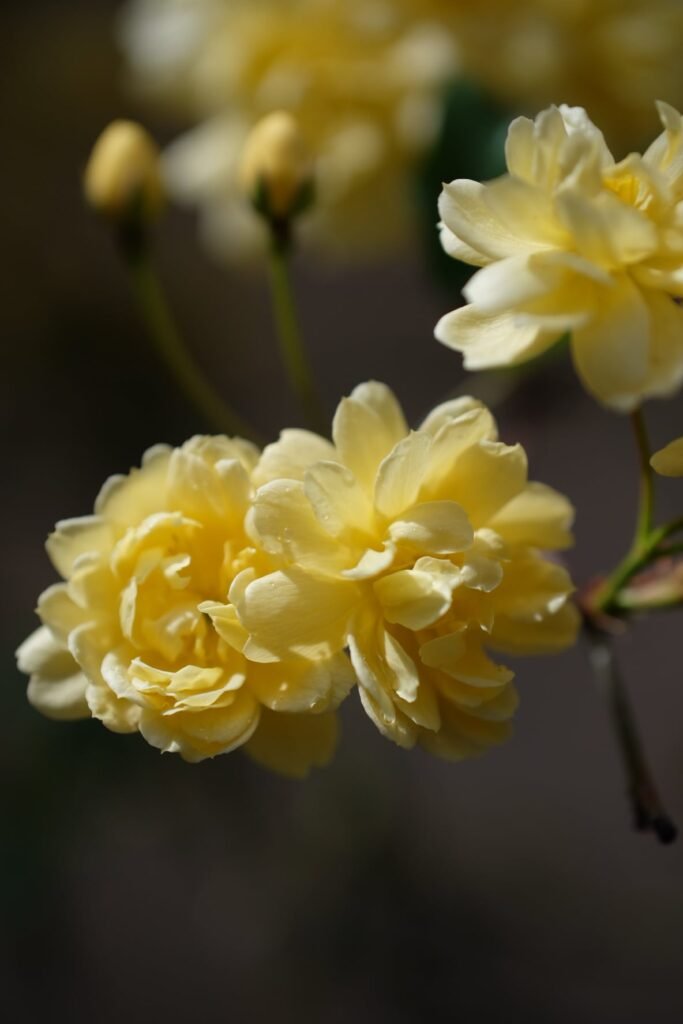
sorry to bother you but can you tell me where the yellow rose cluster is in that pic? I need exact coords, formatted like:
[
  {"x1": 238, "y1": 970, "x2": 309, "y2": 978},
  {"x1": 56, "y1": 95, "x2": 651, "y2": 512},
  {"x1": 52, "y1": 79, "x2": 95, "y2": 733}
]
[
  {"x1": 410, "y1": 0, "x2": 683, "y2": 151},
  {"x1": 437, "y1": 102, "x2": 683, "y2": 412},
  {"x1": 119, "y1": 0, "x2": 457, "y2": 259},
  {"x1": 18, "y1": 385, "x2": 578, "y2": 774}
]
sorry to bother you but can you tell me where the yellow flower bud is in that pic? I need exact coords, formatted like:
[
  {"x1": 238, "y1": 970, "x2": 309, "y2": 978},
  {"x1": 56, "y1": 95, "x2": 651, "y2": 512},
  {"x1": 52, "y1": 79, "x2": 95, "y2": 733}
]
[
  {"x1": 239, "y1": 111, "x2": 314, "y2": 222},
  {"x1": 84, "y1": 119, "x2": 164, "y2": 223}
]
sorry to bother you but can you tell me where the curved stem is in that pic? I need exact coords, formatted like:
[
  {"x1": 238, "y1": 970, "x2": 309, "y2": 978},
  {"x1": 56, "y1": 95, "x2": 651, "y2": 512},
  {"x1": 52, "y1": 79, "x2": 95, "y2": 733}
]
[
  {"x1": 122, "y1": 233, "x2": 260, "y2": 443},
  {"x1": 631, "y1": 408, "x2": 654, "y2": 545},
  {"x1": 267, "y1": 240, "x2": 326, "y2": 434},
  {"x1": 592, "y1": 408, "x2": 656, "y2": 613},
  {"x1": 584, "y1": 621, "x2": 677, "y2": 844}
]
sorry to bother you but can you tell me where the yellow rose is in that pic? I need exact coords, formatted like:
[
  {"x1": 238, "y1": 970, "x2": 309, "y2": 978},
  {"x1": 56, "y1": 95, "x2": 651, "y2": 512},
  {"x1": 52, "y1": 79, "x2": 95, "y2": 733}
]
[
  {"x1": 232, "y1": 382, "x2": 579, "y2": 761},
  {"x1": 119, "y1": 0, "x2": 457, "y2": 259},
  {"x1": 436, "y1": 102, "x2": 683, "y2": 412},
  {"x1": 16, "y1": 437, "x2": 352, "y2": 775}
]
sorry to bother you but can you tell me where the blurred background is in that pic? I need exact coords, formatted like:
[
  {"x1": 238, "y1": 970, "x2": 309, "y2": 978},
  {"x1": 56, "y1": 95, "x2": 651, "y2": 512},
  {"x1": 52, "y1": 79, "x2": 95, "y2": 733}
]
[{"x1": 3, "y1": 1, "x2": 683, "y2": 1021}]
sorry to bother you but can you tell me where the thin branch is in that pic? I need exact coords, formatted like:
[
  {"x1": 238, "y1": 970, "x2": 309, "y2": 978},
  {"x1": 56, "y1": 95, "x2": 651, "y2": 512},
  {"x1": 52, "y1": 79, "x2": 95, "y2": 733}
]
[{"x1": 584, "y1": 621, "x2": 677, "y2": 845}]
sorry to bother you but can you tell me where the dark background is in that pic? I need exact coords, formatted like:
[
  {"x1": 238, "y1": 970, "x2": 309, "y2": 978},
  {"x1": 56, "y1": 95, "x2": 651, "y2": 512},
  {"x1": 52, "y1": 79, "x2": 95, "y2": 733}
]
[{"x1": 2, "y1": 3, "x2": 683, "y2": 1021}]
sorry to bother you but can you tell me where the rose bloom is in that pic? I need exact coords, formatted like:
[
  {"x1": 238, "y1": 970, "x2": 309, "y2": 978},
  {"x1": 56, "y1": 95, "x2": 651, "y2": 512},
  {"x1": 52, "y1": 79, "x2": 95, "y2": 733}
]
[
  {"x1": 16, "y1": 437, "x2": 352, "y2": 775},
  {"x1": 436, "y1": 102, "x2": 683, "y2": 412},
  {"x1": 232, "y1": 382, "x2": 579, "y2": 761},
  {"x1": 119, "y1": 0, "x2": 456, "y2": 260}
]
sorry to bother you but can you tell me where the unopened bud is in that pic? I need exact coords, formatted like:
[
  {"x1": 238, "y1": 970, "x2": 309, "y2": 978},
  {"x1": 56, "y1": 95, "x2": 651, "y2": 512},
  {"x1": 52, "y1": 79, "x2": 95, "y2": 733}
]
[
  {"x1": 239, "y1": 111, "x2": 314, "y2": 224},
  {"x1": 84, "y1": 120, "x2": 165, "y2": 224}
]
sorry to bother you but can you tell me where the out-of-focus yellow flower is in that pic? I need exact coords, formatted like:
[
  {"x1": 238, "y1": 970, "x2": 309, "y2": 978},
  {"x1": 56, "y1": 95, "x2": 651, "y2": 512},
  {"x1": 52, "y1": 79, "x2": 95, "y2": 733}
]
[
  {"x1": 436, "y1": 102, "x2": 683, "y2": 412},
  {"x1": 84, "y1": 119, "x2": 165, "y2": 223},
  {"x1": 233, "y1": 382, "x2": 578, "y2": 761},
  {"x1": 239, "y1": 111, "x2": 313, "y2": 222},
  {"x1": 651, "y1": 438, "x2": 683, "y2": 477},
  {"x1": 406, "y1": 0, "x2": 683, "y2": 152},
  {"x1": 119, "y1": 0, "x2": 457, "y2": 260},
  {"x1": 16, "y1": 437, "x2": 352, "y2": 774}
]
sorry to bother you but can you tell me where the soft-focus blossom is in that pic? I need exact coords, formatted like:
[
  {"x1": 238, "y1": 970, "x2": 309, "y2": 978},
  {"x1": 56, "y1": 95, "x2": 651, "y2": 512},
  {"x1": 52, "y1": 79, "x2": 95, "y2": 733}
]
[
  {"x1": 84, "y1": 119, "x2": 165, "y2": 223},
  {"x1": 233, "y1": 382, "x2": 579, "y2": 761},
  {"x1": 436, "y1": 102, "x2": 683, "y2": 412},
  {"x1": 407, "y1": 0, "x2": 683, "y2": 152},
  {"x1": 239, "y1": 111, "x2": 313, "y2": 221},
  {"x1": 119, "y1": 0, "x2": 457, "y2": 260},
  {"x1": 16, "y1": 437, "x2": 352, "y2": 774},
  {"x1": 651, "y1": 437, "x2": 683, "y2": 477}
]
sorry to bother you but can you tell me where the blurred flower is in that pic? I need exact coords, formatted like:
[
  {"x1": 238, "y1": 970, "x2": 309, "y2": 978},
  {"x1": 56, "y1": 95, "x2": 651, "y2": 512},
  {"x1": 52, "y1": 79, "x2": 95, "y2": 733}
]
[
  {"x1": 436, "y1": 102, "x2": 683, "y2": 411},
  {"x1": 16, "y1": 437, "x2": 352, "y2": 774},
  {"x1": 84, "y1": 119, "x2": 165, "y2": 223},
  {"x1": 651, "y1": 437, "x2": 683, "y2": 477},
  {"x1": 239, "y1": 110, "x2": 313, "y2": 222},
  {"x1": 409, "y1": 0, "x2": 683, "y2": 152},
  {"x1": 119, "y1": 0, "x2": 457, "y2": 260},
  {"x1": 233, "y1": 382, "x2": 578, "y2": 761}
]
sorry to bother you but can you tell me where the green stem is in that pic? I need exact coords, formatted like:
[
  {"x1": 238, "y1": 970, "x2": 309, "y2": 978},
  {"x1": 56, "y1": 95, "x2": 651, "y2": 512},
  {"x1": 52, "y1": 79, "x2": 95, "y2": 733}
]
[
  {"x1": 584, "y1": 622, "x2": 677, "y2": 844},
  {"x1": 593, "y1": 408, "x2": 656, "y2": 613},
  {"x1": 631, "y1": 408, "x2": 654, "y2": 544},
  {"x1": 267, "y1": 239, "x2": 326, "y2": 433},
  {"x1": 122, "y1": 233, "x2": 259, "y2": 442},
  {"x1": 654, "y1": 541, "x2": 683, "y2": 559}
]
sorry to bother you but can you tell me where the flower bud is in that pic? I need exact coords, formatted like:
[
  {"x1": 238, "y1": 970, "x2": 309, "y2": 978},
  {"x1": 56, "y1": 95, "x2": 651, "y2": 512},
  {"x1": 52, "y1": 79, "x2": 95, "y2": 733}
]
[
  {"x1": 84, "y1": 120, "x2": 165, "y2": 223},
  {"x1": 239, "y1": 111, "x2": 314, "y2": 223}
]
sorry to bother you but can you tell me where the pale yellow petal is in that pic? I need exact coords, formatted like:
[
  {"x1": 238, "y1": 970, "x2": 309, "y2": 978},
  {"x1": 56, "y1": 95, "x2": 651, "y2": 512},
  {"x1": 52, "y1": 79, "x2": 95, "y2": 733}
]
[
  {"x1": 491, "y1": 602, "x2": 580, "y2": 656},
  {"x1": 435, "y1": 305, "x2": 556, "y2": 370},
  {"x1": 167, "y1": 447, "x2": 250, "y2": 525},
  {"x1": 483, "y1": 175, "x2": 566, "y2": 248},
  {"x1": 423, "y1": 407, "x2": 499, "y2": 499},
  {"x1": 253, "y1": 429, "x2": 335, "y2": 487},
  {"x1": 46, "y1": 516, "x2": 115, "y2": 579},
  {"x1": 492, "y1": 555, "x2": 574, "y2": 622},
  {"x1": 94, "y1": 445, "x2": 171, "y2": 524},
  {"x1": 489, "y1": 482, "x2": 574, "y2": 550},
  {"x1": 357, "y1": 686, "x2": 416, "y2": 749},
  {"x1": 36, "y1": 583, "x2": 85, "y2": 642},
  {"x1": 439, "y1": 179, "x2": 539, "y2": 262},
  {"x1": 419, "y1": 699, "x2": 511, "y2": 761},
  {"x1": 332, "y1": 382, "x2": 408, "y2": 493},
  {"x1": 199, "y1": 601, "x2": 248, "y2": 651},
  {"x1": 304, "y1": 460, "x2": 373, "y2": 537},
  {"x1": 374, "y1": 567, "x2": 452, "y2": 631},
  {"x1": 248, "y1": 479, "x2": 344, "y2": 572},
  {"x1": 342, "y1": 543, "x2": 396, "y2": 581},
  {"x1": 644, "y1": 101, "x2": 683, "y2": 190},
  {"x1": 439, "y1": 439, "x2": 528, "y2": 528},
  {"x1": 463, "y1": 252, "x2": 559, "y2": 316},
  {"x1": 139, "y1": 688, "x2": 260, "y2": 761},
  {"x1": 556, "y1": 191, "x2": 657, "y2": 268},
  {"x1": 18, "y1": 627, "x2": 89, "y2": 721},
  {"x1": 641, "y1": 291, "x2": 683, "y2": 401},
  {"x1": 244, "y1": 708, "x2": 339, "y2": 778},
  {"x1": 248, "y1": 653, "x2": 355, "y2": 713},
  {"x1": 235, "y1": 568, "x2": 358, "y2": 662},
  {"x1": 419, "y1": 628, "x2": 467, "y2": 671},
  {"x1": 439, "y1": 222, "x2": 490, "y2": 267},
  {"x1": 373, "y1": 432, "x2": 431, "y2": 518},
  {"x1": 419, "y1": 396, "x2": 497, "y2": 439},
  {"x1": 383, "y1": 630, "x2": 421, "y2": 704},
  {"x1": 571, "y1": 275, "x2": 649, "y2": 411},
  {"x1": 651, "y1": 437, "x2": 683, "y2": 477},
  {"x1": 389, "y1": 500, "x2": 473, "y2": 555},
  {"x1": 85, "y1": 679, "x2": 141, "y2": 734}
]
